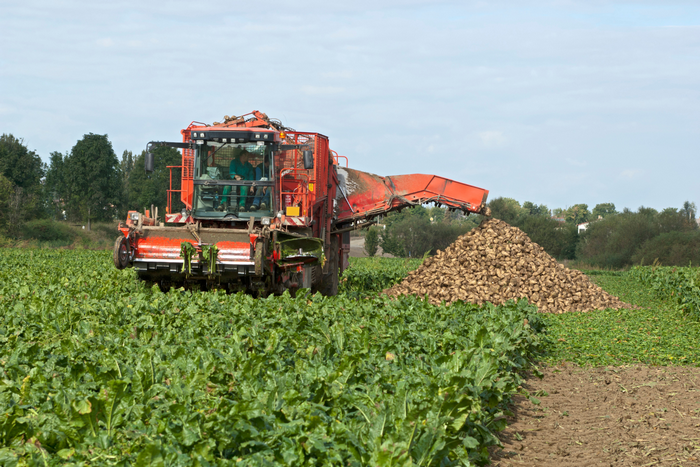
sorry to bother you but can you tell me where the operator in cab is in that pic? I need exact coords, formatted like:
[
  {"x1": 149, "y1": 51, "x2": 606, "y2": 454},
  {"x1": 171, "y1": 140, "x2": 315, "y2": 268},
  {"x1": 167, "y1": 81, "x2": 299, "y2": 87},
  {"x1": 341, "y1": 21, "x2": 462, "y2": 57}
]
[
  {"x1": 250, "y1": 156, "x2": 270, "y2": 211},
  {"x1": 219, "y1": 149, "x2": 254, "y2": 214}
]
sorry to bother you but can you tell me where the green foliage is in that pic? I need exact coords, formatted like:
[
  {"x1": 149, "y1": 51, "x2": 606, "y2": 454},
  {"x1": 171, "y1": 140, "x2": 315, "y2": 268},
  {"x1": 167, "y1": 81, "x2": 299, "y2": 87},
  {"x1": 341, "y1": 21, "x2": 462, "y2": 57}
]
[
  {"x1": 630, "y1": 265, "x2": 700, "y2": 320},
  {"x1": 363, "y1": 226, "x2": 380, "y2": 257},
  {"x1": 127, "y1": 147, "x2": 183, "y2": 216},
  {"x1": 48, "y1": 134, "x2": 122, "y2": 227},
  {"x1": 0, "y1": 250, "x2": 544, "y2": 465},
  {"x1": 680, "y1": 201, "x2": 697, "y2": 225},
  {"x1": 563, "y1": 204, "x2": 590, "y2": 225},
  {"x1": 484, "y1": 198, "x2": 578, "y2": 260},
  {"x1": 591, "y1": 202, "x2": 617, "y2": 219},
  {"x1": 631, "y1": 230, "x2": 700, "y2": 266},
  {"x1": 0, "y1": 174, "x2": 13, "y2": 235},
  {"x1": 20, "y1": 219, "x2": 78, "y2": 243},
  {"x1": 487, "y1": 198, "x2": 525, "y2": 225},
  {"x1": 180, "y1": 241, "x2": 196, "y2": 275},
  {"x1": 380, "y1": 207, "x2": 477, "y2": 258},
  {"x1": 0, "y1": 135, "x2": 47, "y2": 233},
  {"x1": 0, "y1": 134, "x2": 45, "y2": 191},
  {"x1": 45, "y1": 151, "x2": 68, "y2": 220},
  {"x1": 341, "y1": 257, "x2": 422, "y2": 293},
  {"x1": 577, "y1": 207, "x2": 696, "y2": 268},
  {"x1": 10, "y1": 221, "x2": 120, "y2": 249},
  {"x1": 542, "y1": 270, "x2": 700, "y2": 367},
  {"x1": 517, "y1": 216, "x2": 578, "y2": 260},
  {"x1": 522, "y1": 201, "x2": 549, "y2": 217}
]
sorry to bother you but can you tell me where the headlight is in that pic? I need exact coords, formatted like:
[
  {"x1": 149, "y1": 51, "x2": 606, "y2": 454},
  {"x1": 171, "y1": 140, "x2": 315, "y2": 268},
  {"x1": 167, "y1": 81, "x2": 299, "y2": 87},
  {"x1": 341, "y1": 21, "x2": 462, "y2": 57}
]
[{"x1": 261, "y1": 217, "x2": 271, "y2": 225}]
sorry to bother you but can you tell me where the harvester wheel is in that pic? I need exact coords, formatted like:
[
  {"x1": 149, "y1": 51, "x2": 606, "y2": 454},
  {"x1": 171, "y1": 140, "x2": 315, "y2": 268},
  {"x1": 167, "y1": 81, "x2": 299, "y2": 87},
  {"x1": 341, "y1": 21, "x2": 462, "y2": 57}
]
[{"x1": 113, "y1": 236, "x2": 130, "y2": 270}]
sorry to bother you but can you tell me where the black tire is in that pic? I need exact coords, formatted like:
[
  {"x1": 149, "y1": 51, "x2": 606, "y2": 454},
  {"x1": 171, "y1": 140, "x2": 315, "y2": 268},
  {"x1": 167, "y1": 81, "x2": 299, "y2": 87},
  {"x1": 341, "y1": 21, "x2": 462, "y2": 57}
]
[
  {"x1": 319, "y1": 235, "x2": 339, "y2": 296},
  {"x1": 113, "y1": 236, "x2": 130, "y2": 270}
]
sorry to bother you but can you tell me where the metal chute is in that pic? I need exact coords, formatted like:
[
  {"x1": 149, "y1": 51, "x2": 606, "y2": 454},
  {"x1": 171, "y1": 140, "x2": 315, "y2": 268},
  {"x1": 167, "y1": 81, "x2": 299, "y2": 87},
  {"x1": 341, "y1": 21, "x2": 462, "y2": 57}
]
[{"x1": 334, "y1": 167, "x2": 489, "y2": 223}]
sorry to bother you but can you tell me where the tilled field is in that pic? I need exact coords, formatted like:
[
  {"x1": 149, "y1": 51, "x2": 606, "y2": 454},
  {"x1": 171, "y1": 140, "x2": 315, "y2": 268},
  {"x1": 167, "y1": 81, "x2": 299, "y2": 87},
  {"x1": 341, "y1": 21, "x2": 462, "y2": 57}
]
[
  {"x1": 490, "y1": 365, "x2": 700, "y2": 466},
  {"x1": 386, "y1": 218, "x2": 631, "y2": 313}
]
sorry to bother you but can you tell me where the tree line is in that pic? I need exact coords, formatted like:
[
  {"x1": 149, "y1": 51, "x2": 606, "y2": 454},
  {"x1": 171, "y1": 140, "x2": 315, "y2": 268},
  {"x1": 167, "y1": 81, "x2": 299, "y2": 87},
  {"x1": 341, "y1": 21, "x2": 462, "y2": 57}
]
[
  {"x1": 0, "y1": 133, "x2": 183, "y2": 238},
  {"x1": 365, "y1": 197, "x2": 699, "y2": 268},
  {"x1": 3, "y1": 131, "x2": 698, "y2": 267}
]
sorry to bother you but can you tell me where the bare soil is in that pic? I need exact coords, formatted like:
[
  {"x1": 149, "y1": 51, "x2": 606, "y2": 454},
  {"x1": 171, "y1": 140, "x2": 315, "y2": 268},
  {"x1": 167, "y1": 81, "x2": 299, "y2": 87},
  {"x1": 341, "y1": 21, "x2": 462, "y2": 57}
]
[{"x1": 490, "y1": 365, "x2": 700, "y2": 466}]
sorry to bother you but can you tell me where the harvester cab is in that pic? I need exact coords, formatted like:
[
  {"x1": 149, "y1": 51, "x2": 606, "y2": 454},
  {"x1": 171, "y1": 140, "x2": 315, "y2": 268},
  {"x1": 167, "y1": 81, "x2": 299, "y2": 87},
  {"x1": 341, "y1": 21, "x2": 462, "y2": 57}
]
[{"x1": 115, "y1": 111, "x2": 489, "y2": 296}]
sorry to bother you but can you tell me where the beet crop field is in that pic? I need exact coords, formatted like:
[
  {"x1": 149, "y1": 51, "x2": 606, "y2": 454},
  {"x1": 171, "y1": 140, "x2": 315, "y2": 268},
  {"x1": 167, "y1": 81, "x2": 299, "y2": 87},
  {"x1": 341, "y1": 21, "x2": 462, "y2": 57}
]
[{"x1": 1, "y1": 251, "x2": 699, "y2": 466}]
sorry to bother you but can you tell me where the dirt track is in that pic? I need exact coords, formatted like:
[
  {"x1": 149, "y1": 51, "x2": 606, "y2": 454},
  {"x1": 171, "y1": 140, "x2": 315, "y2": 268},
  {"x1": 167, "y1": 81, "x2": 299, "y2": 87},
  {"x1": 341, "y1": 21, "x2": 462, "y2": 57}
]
[{"x1": 490, "y1": 365, "x2": 700, "y2": 466}]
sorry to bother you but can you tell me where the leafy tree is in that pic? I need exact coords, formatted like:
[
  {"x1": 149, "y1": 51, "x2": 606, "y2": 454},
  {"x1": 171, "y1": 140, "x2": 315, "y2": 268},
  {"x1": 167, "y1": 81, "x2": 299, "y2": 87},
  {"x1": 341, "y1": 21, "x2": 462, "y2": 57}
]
[
  {"x1": 522, "y1": 201, "x2": 549, "y2": 217},
  {"x1": 379, "y1": 206, "x2": 475, "y2": 257},
  {"x1": 680, "y1": 201, "x2": 697, "y2": 226},
  {"x1": 564, "y1": 204, "x2": 590, "y2": 225},
  {"x1": 0, "y1": 134, "x2": 45, "y2": 191},
  {"x1": 578, "y1": 203, "x2": 700, "y2": 268},
  {"x1": 0, "y1": 174, "x2": 13, "y2": 235},
  {"x1": 518, "y1": 216, "x2": 578, "y2": 260},
  {"x1": 637, "y1": 206, "x2": 658, "y2": 218},
  {"x1": 127, "y1": 147, "x2": 183, "y2": 216},
  {"x1": 381, "y1": 215, "x2": 431, "y2": 257},
  {"x1": 591, "y1": 203, "x2": 617, "y2": 219},
  {"x1": 45, "y1": 151, "x2": 68, "y2": 220},
  {"x1": 0, "y1": 134, "x2": 47, "y2": 222},
  {"x1": 379, "y1": 227, "x2": 406, "y2": 257},
  {"x1": 63, "y1": 134, "x2": 122, "y2": 230},
  {"x1": 428, "y1": 206, "x2": 445, "y2": 223},
  {"x1": 631, "y1": 230, "x2": 700, "y2": 266},
  {"x1": 119, "y1": 150, "x2": 135, "y2": 217},
  {"x1": 657, "y1": 208, "x2": 693, "y2": 234},
  {"x1": 364, "y1": 226, "x2": 380, "y2": 257},
  {"x1": 488, "y1": 197, "x2": 525, "y2": 225},
  {"x1": 429, "y1": 221, "x2": 475, "y2": 253},
  {"x1": 577, "y1": 210, "x2": 659, "y2": 268}
]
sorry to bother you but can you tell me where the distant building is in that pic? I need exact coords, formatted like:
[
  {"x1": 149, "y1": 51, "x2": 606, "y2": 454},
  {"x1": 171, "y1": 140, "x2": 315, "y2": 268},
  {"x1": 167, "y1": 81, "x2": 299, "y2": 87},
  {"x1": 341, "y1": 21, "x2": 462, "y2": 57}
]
[
  {"x1": 577, "y1": 222, "x2": 590, "y2": 234},
  {"x1": 552, "y1": 216, "x2": 565, "y2": 223}
]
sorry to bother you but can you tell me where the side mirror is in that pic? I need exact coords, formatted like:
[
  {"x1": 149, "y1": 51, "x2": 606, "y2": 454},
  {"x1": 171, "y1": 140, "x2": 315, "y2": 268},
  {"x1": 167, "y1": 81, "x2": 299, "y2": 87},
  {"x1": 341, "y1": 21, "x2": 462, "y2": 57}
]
[
  {"x1": 303, "y1": 150, "x2": 314, "y2": 170},
  {"x1": 145, "y1": 152, "x2": 155, "y2": 172}
]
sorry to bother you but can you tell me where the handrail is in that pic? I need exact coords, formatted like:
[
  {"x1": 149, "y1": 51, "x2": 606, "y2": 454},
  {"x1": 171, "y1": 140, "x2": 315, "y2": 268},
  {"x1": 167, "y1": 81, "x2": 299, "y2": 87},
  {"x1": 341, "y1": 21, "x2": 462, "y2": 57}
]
[
  {"x1": 278, "y1": 169, "x2": 310, "y2": 217},
  {"x1": 166, "y1": 165, "x2": 183, "y2": 214},
  {"x1": 330, "y1": 150, "x2": 348, "y2": 167}
]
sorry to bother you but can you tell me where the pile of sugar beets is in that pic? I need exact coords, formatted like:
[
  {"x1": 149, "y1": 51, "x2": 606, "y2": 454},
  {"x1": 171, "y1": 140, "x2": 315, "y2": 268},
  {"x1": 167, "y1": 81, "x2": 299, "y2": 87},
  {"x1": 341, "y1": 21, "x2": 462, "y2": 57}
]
[{"x1": 385, "y1": 218, "x2": 631, "y2": 313}]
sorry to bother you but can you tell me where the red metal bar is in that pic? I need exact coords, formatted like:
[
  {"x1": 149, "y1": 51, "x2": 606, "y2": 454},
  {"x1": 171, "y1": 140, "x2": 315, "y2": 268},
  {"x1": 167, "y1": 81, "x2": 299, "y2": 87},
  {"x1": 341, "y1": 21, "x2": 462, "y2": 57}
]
[
  {"x1": 279, "y1": 169, "x2": 310, "y2": 217},
  {"x1": 331, "y1": 150, "x2": 348, "y2": 167},
  {"x1": 166, "y1": 165, "x2": 184, "y2": 214}
]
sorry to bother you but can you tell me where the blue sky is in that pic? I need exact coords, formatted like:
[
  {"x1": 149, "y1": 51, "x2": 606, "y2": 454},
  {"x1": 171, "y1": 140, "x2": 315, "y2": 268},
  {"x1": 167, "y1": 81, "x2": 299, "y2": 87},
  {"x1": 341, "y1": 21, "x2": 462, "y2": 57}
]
[{"x1": 1, "y1": 0, "x2": 698, "y2": 212}]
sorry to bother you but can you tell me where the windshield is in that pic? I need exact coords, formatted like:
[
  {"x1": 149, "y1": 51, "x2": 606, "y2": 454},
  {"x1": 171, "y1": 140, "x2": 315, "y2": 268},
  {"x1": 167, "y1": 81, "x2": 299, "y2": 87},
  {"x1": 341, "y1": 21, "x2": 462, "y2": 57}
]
[{"x1": 192, "y1": 142, "x2": 274, "y2": 219}]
